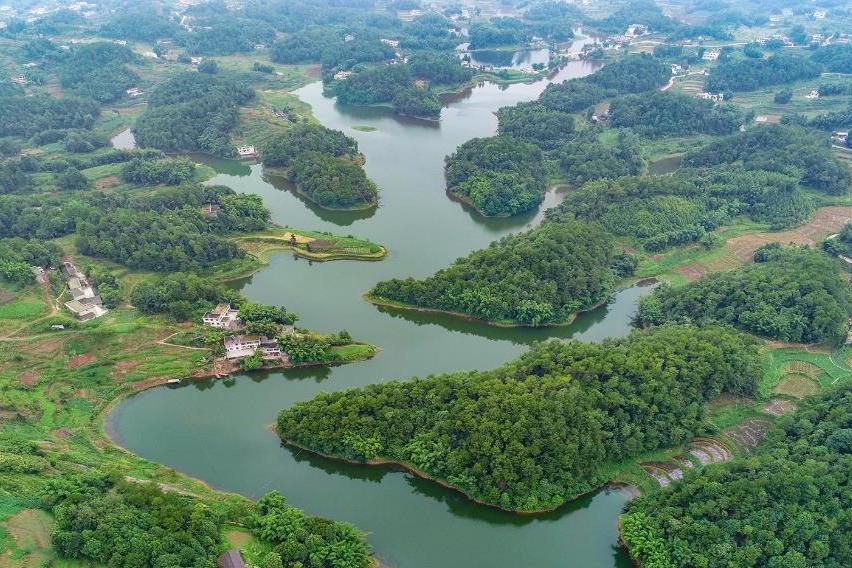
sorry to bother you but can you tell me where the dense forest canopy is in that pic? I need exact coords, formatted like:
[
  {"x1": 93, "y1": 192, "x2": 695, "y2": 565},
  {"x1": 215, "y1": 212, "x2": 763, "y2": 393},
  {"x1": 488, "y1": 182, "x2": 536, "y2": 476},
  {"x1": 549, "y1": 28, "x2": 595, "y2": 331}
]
[
  {"x1": 444, "y1": 135, "x2": 547, "y2": 216},
  {"x1": 0, "y1": 94, "x2": 100, "y2": 138},
  {"x1": 538, "y1": 54, "x2": 671, "y2": 113},
  {"x1": 133, "y1": 72, "x2": 254, "y2": 156},
  {"x1": 706, "y1": 53, "x2": 821, "y2": 92},
  {"x1": 608, "y1": 91, "x2": 744, "y2": 137},
  {"x1": 371, "y1": 220, "x2": 616, "y2": 325},
  {"x1": 549, "y1": 163, "x2": 813, "y2": 251},
  {"x1": 622, "y1": 386, "x2": 852, "y2": 568},
  {"x1": 262, "y1": 124, "x2": 377, "y2": 209},
  {"x1": 638, "y1": 247, "x2": 852, "y2": 343},
  {"x1": 57, "y1": 42, "x2": 139, "y2": 103},
  {"x1": 279, "y1": 325, "x2": 762, "y2": 511},
  {"x1": 684, "y1": 124, "x2": 851, "y2": 195}
]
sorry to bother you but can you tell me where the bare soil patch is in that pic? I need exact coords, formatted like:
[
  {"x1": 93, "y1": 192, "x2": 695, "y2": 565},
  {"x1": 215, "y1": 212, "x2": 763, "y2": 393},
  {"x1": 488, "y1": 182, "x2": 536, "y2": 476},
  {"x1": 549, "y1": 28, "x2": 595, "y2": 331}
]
[
  {"x1": 775, "y1": 374, "x2": 820, "y2": 399},
  {"x1": 95, "y1": 175, "x2": 119, "y2": 189},
  {"x1": 2, "y1": 509, "x2": 53, "y2": 567},
  {"x1": 724, "y1": 418, "x2": 772, "y2": 452},
  {"x1": 110, "y1": 358, "x2": 141, "y2": 379},
  {"x1": 688, "y1": 438, "x2": 732, "y2": 464},
  {"x1": 17, "y1": 371, "x2": 39, "y2": 386},
  {"x1": 675, "y1": 262, "x2": 706, "y2": 281},
  {"x1": 18, "y1": 337, "x2": 64, "y2": 356},
  {"x1": 763, "y1": 399, "x2": 797, "y2": 416},
  {"x1": 52, "y1": 428, "x2": 73, "y2": 439},
  {"x1": 66, "y1": 352, "x2": 95, "y2": 368},
  {"x1": 726, "y1": 206, "x2": 852, "y2": 261},
  {"x1": 0, "y1": 288, "x2": 16, "y2": 304},
  {"x1": 783, "y1": 360, "x2": 822, "y2": 377}
]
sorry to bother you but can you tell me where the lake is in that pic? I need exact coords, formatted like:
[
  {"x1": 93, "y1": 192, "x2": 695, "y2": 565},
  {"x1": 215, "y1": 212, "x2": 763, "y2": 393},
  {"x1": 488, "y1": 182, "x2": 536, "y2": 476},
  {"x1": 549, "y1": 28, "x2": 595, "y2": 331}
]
[{"x1": 108, "y1": 33, "x2": 650, "y2": 568}]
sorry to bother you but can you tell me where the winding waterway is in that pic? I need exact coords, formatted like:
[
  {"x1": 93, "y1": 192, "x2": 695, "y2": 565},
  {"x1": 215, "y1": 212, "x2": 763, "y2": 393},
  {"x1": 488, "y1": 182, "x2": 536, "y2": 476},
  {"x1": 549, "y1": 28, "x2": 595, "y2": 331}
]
[{"x1": 109, "y1": 33, "x2": 653, "y2": 567}]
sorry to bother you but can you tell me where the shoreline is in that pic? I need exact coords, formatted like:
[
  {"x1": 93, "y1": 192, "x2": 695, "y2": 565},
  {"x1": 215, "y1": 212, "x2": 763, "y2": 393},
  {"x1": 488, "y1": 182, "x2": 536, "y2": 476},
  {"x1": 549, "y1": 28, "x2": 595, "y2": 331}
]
[
  {"x1": 278, "y1": 433, "x2": 639, "y2": 516},
  {"x1": 262, "y1": 167, "x2": 379, "y2": 212},
  {"x1": 364, "y1": 276, "x2": 657, "y2": 328}
]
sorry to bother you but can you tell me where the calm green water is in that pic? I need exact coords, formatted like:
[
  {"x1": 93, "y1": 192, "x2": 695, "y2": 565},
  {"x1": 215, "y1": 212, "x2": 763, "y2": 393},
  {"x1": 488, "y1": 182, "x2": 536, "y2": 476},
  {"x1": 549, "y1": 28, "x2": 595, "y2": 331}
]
[{"x1": 109, "y1": 35, "x2": 653, "y2": 568}]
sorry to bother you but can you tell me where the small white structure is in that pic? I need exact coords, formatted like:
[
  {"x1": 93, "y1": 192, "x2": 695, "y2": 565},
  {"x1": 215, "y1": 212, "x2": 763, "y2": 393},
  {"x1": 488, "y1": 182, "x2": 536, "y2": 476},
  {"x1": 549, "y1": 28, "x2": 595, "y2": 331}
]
[
  {"x1": 833, "y1": 132, "x2": 849, "y2": 144},
  {"x1": 223, "y1": 335, "x2": 283, "y2": 360},
  {"x1": 202, "y1": 303, "x2": 241, "y2": 328},
  {"x1": 10, "y1": 75, "x2": 26, "y2": 84},
  {"x1": 380, "y1": 38, "x2": 400, "y2": 48},
  {"x1": 334, "y1": 70, "x2": 354, "y2": 81},
  {"x1": 236, "y1": 145, "x2": 257, "y2": 158},
  {"x1": 344, "y1": 34, "x2": 355, "y2": 42},
  {"x1": 814, "y1": 10, "x2": 827, "y2": 19},
  {"x1": 702, "y1": 48, "x2": 721, "y2": 61},
  {"x1": 806, "y1": 90, "x2": 820, "y2": 99},
  {"x1": 126, "y1": 87, "x2": 143, "y2": 97},
  {"x1": 113, "y1": 39, "x2": 127, "y2": 46},
  {"x1": 142, "y1": 51, "x2": 158, "y2": 59},
  {"x1": 699, "y1": 92, "x2": 725, "y2": 102}
]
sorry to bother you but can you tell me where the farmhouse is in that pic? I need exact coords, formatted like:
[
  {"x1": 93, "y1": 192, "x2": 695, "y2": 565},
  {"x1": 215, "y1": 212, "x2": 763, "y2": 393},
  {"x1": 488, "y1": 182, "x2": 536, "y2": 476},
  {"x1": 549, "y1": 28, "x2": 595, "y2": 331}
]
[
  {"x1": 201, "y1": 201, "x2": 221, "y2": 218},
  {"x1": 62, "y1": 261, "x2": 107, "y2": 321},
  {"x1": 381, "y1": 38, "x2": 400, "y2": 48},
  {"x1": 223, "y1": 335, "x2": 285, "y2": 360},
  {"x1": 236, "y1": 145, "x2": 257, "y2": 158},
  {"x1": 702, "y1": 48, "x2": 720, "y2": 61},
  {"x1": 202, "y1": 303, "x2": 241, "y2": 329},
  {"x1": 334, "y1": 70, "x2": 354, "y2": 80},
  {"x1": 833, "y1": 132, "x2": 848, "y2": 145},
  {"x1": 806, "y1": 90, "x2": 819, "y2": 99},
  {"x1": 126, "y1": 87, "x2": 143, "y2": 97}
]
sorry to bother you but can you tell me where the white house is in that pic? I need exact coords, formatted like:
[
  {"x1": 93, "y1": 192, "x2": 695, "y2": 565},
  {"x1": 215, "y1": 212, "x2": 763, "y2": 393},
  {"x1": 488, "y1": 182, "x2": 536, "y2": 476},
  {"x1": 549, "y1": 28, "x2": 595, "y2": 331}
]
[
  {"x1": 223, "y1": 335, "x2": 283, "y2": 360},
  {"x1": 806, "y1": 90, "x2": 819, "y2": 99},
  {"x1": 702, "y1": 48, "x2": 721, "y2": 61},
  {"x1": 236, "y1": 145, "x2": 257, "y2": 158},
  {"x1": 334, "y1": 70, "x2": 354, "y2": 81},
  {"x1": 202, "y1": 303, "x2": 241, "y2": 328},
  {"x1": 126, "y1": 87, "x2": 143, "y2": 97},
  {"x1": 380, "y1": 38, "x2": 400, "y2": 48}
]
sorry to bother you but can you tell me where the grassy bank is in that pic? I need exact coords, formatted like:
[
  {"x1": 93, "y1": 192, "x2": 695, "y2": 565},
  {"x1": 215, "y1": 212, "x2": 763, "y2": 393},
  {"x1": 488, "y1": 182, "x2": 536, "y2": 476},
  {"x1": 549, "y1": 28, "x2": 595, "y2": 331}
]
[{"x1": 234, "y1": 227, "x2": 387, "y2": 263}]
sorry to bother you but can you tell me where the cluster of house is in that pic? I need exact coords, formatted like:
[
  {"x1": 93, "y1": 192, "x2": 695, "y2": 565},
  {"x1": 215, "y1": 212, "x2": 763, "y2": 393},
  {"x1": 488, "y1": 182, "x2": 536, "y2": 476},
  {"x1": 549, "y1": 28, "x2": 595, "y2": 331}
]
[
  {"x1": 62, "y1": 261, "x2": 107, "y2": 321},
  {"x1": 202, "y1": 303, "x2": 291, "y2": 362},
  {"x1": 236, "y1": 145, "x2": 257, "y2": 158},
  {"x1": 701, "y1": 48, "x2": 721, "y2": 62},
  {"x1": 698, "y1": 92, "x2": 725, "y2": 103}
]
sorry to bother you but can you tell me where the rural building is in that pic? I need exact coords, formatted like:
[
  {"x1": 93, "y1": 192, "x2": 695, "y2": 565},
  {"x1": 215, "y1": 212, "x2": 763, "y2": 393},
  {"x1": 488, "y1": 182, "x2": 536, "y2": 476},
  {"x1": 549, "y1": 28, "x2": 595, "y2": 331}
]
[
  {"x1": 832, "y1": 132, "x2": 848, "y2": 144},
  {"x1": 702, "y1": 48, "x2": 721, "y2": 61},
  {"x1": 806, "y1": 90, "x2": 819, "y2": 99},
  {"x1": 202, "y1": 303, "x2": 241, "y2": 328},
  {"x1": 223, "y1": 335, "x2": 285, "y2": 360},
  {"x1": 126, "y1": 87, "x2": 143, "y2": 97},
  {"x1": 31, "y1": 266, "x2": 47, "y2": 284},
  {"x1": 381, "y1": 38, "x2": 400, "y2": 48},
  {"x1": 62, "y1": 261, "x2": 107, "y2": 321},
  {"x1": 201, "y1": 201, "x2": 221, "y2": 218},
  {"x1": 698, "y1": 92, "x2": 724, "y2": 103},
  {"x1": 334, "y1": 70, "x2": 354, "y2": 81},
  {"x1": 217, "y1": 550, "x2": 246, "y2": 568},
  {"x1": 236, "y1": 145, "x2": 257, "y2": 158}
]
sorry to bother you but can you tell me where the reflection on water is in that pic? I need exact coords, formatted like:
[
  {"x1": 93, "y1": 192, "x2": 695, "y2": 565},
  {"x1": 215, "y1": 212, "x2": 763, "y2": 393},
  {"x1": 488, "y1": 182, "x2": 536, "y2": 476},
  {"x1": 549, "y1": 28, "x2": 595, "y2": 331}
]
[
  {"x1": 469, "y1": 47, "x2": 550, "y2": 71},
  {"x1": 110, "y1": 127, "x2": 136, "y2": 150}
]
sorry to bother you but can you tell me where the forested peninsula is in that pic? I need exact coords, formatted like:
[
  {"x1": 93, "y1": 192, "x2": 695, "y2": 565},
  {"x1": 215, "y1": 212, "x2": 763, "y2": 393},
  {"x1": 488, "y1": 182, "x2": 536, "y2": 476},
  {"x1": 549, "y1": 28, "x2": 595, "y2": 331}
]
[{"x1": 278, "y1": 325, "x2": 762, "y2": 512}]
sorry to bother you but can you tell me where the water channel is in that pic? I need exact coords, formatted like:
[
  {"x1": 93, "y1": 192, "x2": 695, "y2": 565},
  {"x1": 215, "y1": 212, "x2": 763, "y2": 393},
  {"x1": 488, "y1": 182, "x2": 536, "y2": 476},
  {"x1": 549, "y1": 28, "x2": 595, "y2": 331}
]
[{"x1": 108, "y1": 33, "x2": 653, "y2": 568}]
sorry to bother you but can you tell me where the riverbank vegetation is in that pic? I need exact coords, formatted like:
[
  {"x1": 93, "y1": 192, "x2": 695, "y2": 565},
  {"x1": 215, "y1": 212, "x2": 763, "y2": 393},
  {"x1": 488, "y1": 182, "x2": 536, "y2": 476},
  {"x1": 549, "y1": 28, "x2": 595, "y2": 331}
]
[
  {"x1": 278, "y1": 325, "x2": 762, "y2": 512},
  {"x1": 638, "y1": 246, "x2": 852, "y2": 344},
  {"x1": 621, "y1": 385, "x2": 852, "y2": 568}
]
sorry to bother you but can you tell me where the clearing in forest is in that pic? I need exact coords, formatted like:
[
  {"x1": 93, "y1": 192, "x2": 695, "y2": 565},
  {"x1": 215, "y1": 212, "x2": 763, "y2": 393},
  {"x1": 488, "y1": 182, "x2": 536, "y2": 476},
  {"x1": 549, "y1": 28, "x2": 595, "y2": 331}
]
[
  {"x1": 775, "y1": 374, "x2": 820, "y2": 399},
  {"x1": 726, "y1": 206, "x2": 852, "y2": 261}
]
